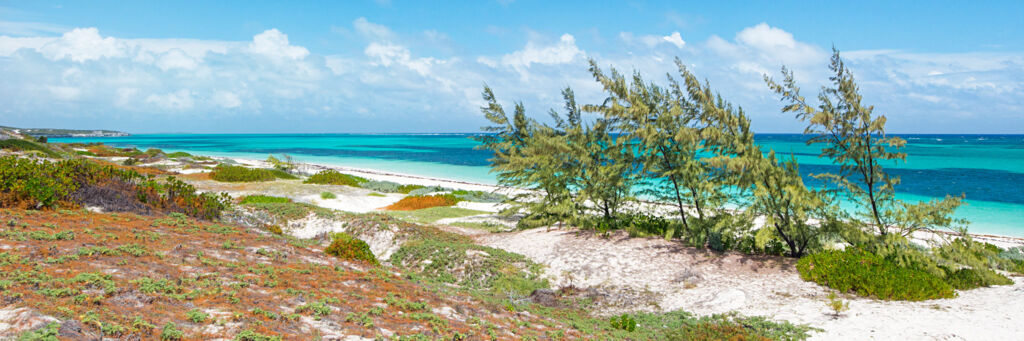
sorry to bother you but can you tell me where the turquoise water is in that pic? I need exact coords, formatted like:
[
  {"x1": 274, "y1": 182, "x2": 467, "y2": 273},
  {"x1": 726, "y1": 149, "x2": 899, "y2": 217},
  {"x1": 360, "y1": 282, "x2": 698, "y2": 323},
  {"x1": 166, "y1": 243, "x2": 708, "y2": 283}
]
[{"x1": 52, "y1": 134, "x2": 1024, "y2": 237}]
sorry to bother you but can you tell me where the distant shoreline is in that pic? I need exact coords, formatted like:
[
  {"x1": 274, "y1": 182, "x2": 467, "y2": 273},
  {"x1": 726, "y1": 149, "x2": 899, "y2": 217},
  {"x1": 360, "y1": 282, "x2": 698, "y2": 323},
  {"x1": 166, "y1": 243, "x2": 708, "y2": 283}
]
[{"x1": 206, "y1": 154, "x2": 1024, "y2": 249}]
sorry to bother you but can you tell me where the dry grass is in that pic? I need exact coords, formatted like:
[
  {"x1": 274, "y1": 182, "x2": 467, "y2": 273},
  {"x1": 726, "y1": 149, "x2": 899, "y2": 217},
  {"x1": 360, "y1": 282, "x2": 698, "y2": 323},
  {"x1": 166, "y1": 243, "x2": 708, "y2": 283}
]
[{"x1": 0, "y1": 208, "x2": 574, "y2": 340}]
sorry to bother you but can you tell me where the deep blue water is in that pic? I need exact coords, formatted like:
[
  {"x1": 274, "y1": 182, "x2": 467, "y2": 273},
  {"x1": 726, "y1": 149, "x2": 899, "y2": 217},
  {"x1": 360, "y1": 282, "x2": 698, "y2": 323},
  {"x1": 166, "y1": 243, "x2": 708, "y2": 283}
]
[{"x1": 52, "y1": 134, "x2": 1024, "y2": 236}]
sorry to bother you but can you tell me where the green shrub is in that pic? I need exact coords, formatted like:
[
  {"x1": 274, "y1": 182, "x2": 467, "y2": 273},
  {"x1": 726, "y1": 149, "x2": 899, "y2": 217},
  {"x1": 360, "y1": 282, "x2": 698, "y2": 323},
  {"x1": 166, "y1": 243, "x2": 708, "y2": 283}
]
[
  {"x1": 406, "y1": 186, "x2": 449, "y2": 196},
  {"x1": 797, "y1": 248, "x2": 955, "y2": 301},
  {"x1": 210, "y1": 165, "x2": 296, "y2": 182},
  {"x1": 160, "y1": 322, "x2": 183, "y2": 340},
  {"x1": 942, "y1": 267, "x2": 1012, "y2": 290},
  {"x1": 17, "y1": 322, "x2": 59, "y2": 341},
  {"x1": 304, "y1": 170, "x2": 367, "y2": 186},
  {"x1": 320, "y1": 192, "x2": 336, "y2": 199},
  {"x1": 610, "y1": 314, "x2": 637, "y2": 332},
  {"x1": 324, "y1": 232, "x2": 378, "y2": 265},
  {"x1": 0, "y1": 139, "x2": 62, "y2": 158},
  {"x1": 234, "y1": 330, "x2": 281, "y2": 341},
  {"x1": 451, "y1": 189, "x2": 506, "y2": 203},
  {"x1": 186, "y1": 309, "x2": 209, "y2": 323},
  {"x1": 239, "y1": 195, "x2": 292, "y2": 204},
  {"x1": 358, "y1": 180, "x2": 400, "y2": 192},
  {"x1": 165, "y1": 151, "x2": 192, "y2": 158}
]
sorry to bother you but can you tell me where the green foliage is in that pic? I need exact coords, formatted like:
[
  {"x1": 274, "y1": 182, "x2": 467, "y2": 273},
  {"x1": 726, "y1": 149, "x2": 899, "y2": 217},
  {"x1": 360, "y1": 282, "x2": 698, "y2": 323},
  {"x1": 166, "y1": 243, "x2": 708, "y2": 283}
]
[
  {"x1": 390, "y1": 236, "x2": 548, "y2": 296},
  {"x1": 320, "y1": 191, "x2": 336, "y2": 199},
  {"x1": 609, "y1": 314, "x2": 637, "y2": 332},
  {"x1": 17, "y1": 322, "x2": 59, "y2": 341},
  {"x1": 766, "y1": 49, "x2": 964, "y2": 238},
  {"x1": 323, "y1": 232, "x2": 378, "y2": 265},
  {"x1": 797, "y1": 248, "x2": 954, "y2": 301},
  {"x1": 234, "y1": 330, "x2": 282, "y2": 341},
  {"x1": 304, "y1": 169, "x2": 367, "y2": 186},
  {"x1": 942, "y1": 267, "x2": 1012, "y2": 290},
  {"x1": 826, "y1": 292, "x2": 849, "y2": 318},
  {"x1": 239, "y1": 195, "x2": 292, "y2": 204},
  {"x1": 0, "y1": 139, "x2": 63, "y2": 158},
  {"x1": 451, "y1": 189, "x2": 507, "y2": 203},
  {"x1": 210, "y1": 164, "x2": 297, "y2": 182},
  {"x1": 749, "y1": 152, "x2": 838, "y2": 257},
  {"x1": 165, "y1": 151, "x2": 192, "y2": 158},
  {"x1": 265, "y1": 154, "x2": 295, "y2": 172},
  {"x1": 0, "y1": 157, "x2": 230, "y2": 219},
  {"x1": 186, "y1": 308, "x2": 210, "y2": 323},
  {"x1": 385, "y1": 206, "x2": 487, "y2": 224},
  {"x1": 160, "y1": 322, "x2": 184, "y2": 340}
]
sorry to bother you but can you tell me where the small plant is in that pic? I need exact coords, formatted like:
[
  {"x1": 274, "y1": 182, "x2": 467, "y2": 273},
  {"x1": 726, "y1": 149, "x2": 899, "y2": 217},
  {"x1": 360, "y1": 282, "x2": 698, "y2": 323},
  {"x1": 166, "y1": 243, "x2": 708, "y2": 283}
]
[
  {"x1": 609, "y1": 314, "x2": 637, "y2": 332},
  {"x1": 826, "y1": 292, "x2": 849, "y2": 318},
  {"x1": 324, "y1": 232, "x2": 378, "y2": 265},
  {"x1": 234, "y1": 329, "x2": 282, "y2": 341},
  {"x1": 160, "y1": 322, "x2": 184, "y2": 340},
  {"x1": 187, "y1": 308, "x2": 210, "y2": 323},
  {"x1": 320, "y1": 192, "x2": 337, "y2": 199},
  {"x1": 17, "y1": 322, "x2": 59, "y2": 341}
]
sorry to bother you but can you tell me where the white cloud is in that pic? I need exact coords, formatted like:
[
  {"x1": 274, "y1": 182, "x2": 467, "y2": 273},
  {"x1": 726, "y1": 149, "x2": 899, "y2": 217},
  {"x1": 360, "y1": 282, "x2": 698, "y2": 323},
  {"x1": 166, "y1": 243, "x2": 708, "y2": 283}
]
[
  {"x1": 620, "y1": 31, "x2": 686, "y2": 49},
  {"x1": 155, "y1": 49, "x2": 199, "y2": 70},
  {"x1": 47, "y1": 85, "x2": 81, "y2": 101},
  {"x1": 39, "y1": 27, "x2": 126, "y2": 62},
  {"x1": 248, "y1": 29, "x2": 308, "y2": 60},
  {"x1": 353, "y1": 17, "x2": 394, "y2": 40},
  {"x1": 145, "y1": 89, "x2": 194, "y2": 110},
  {"x1": 496, "y1": 34, "x2": 583, "y2": 80},
  {"x1": 212, "y1": 90, "x2": 241, "y2": 108}
]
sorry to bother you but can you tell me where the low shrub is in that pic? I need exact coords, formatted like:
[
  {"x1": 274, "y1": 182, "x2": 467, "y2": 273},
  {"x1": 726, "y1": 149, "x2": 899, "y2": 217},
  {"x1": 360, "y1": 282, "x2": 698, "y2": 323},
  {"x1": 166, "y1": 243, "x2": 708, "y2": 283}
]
[
  {"x1": 0, "y1": 139, "x2": 63, "y2": 158},
  {"x1": 324, "y1": 232, "x2": 377, "y2": 265},
  {"x1": 406, "y1": 186, "x2": 449, "y2": 196},
  {"x1": 239, "y1": 195, "x2": 292, "y2": 204},
  {"x1": 384, "y1": 194, "x2": 460, "y2": 211},
  {"x1": 610, "y1": 314, "x2": 637, "y2": 332},
  {"x1": 165, "y1": 151, "x2": 192, "y2": 158},
  {"x1": 942, "y1": 267, "x2": 1012, "y2": 290},
  {"x1": 320, "y1": 192, "x2": 336, "y2": 199},
  {"x1": 304, "y1": 170, "x2": 367, "y2": 186},
  {"x1": 359, "y1": 180, "x2": 401, "y2": 193},
  {"x1": 451, "y1": 189, "x2": 506, "y2": 203},
  {"x1": 797, "y1": 248, "x2": 955, "y2": 301},
  {"x1": 210, "y1": 165, "x2": 297, "y2": 182},
  {"x1": 0, "y1": 156, "x2": 230, "y2": 219}
]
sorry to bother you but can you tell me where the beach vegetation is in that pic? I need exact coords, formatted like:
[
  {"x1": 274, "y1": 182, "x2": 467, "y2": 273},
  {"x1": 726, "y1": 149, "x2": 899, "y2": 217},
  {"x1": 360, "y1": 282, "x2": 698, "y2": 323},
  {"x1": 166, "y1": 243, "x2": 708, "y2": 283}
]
[
  {"x1": 796, "y1": 248, "x2": 955, "y2": 301},
  {"x1": 384, "y1": 194, "x2": 461, "y2": 211},
  {"x1": 210, "y1": 164, "x2": 297, "y2": 182},
  {"x1": 766, "y1": 48, "x2": 965, "y2": 241},
  {"x1": 304, "y1": 169, "x2": 367, "y2": 186},
  {"x1": 265, "y1": 154, "x2": 295, "y2": 172},
  {"x1": 320, "y1": 191, "x2": 336, "y2": 199},
  {"x1": 239, "y1": 195, "x2": 292, "y2": 204},
  {"x1": 0, "y1": 156, "x2": 230, "y2": 219},
  {"x1": 165, "y1": 151, "x2": 192, "y2": 158},
  {"x1": 0, "y1": 138, "x2": 65, "y2": 158},
  {"x1": 385, "y1": 206, "x2": 487, "y2": 224},
  {"x1": 324, "y1": 232, "x2": 378, "y2": 265}
]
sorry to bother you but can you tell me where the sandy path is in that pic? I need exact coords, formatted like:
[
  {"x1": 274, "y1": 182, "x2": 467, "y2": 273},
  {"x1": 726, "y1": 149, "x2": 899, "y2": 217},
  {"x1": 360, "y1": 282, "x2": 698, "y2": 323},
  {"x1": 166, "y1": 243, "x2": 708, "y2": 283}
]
[{"x1": 474, "y1": 228, "x2": 1024, "y2": 340}]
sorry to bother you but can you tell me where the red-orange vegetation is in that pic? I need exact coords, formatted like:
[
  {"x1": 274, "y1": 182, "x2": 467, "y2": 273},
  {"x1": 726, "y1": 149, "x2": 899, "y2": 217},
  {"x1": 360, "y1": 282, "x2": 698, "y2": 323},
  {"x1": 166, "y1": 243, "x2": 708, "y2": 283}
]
[{"x1": 383, "y1": 194, "x2": 459, "y2": 211}]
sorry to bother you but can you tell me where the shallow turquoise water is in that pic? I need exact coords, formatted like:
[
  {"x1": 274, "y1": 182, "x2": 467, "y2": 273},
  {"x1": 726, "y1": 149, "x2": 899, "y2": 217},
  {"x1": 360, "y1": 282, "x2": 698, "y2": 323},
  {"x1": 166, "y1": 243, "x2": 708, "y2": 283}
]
[{"x1": 52, "y1": 134, "x2": 1024, "y2": 237}]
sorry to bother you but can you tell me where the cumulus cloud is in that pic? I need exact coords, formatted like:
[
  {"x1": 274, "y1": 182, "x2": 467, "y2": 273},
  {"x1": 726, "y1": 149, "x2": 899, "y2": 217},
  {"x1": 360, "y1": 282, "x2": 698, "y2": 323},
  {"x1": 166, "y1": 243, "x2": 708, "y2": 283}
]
[
  {"x1": 248, "y1": 29, "x2": 308, "y2": 60},
  {"x1": 0, "y1": 22, "x2": 1021, "y2": 133}
]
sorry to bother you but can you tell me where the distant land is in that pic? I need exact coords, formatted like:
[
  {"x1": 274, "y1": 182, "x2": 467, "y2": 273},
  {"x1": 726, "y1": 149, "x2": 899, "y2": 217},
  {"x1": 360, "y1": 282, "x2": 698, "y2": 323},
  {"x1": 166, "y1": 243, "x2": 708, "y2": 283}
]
[{"x1": 0, "y1": 125, "x2": 129, "y2": 138}]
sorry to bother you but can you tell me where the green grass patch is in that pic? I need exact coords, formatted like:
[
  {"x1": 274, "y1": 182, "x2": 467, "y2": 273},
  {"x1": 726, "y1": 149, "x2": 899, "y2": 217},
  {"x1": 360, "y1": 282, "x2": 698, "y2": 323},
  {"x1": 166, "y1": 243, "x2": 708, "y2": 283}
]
[
  {"x1": 239, "y1": 195, "x2": 292, "y2": 204},
  {"x1": 390, "y1": 236, "x2": 547, "y2": 296},
  {"x1": 366, "y1": 192, "x2": 386, "y2": 197},
  {"x1": 243, "y1": 202, "x2": 337, "y2": 221},
  {"x1": 165, "y1": 151, "x2": 193, "y2": 158},
  {"x1": 210, "y1": 164, "x2": 297, "y2": 182},
  {"x1": 797, "y1": 248, "x2": 955, "y2": 301},
  {"x1": 320, "y1": 192, "x2": 336, "y2": 199},
  {"x1": 385, "y1": 206, "x2": 487, "y2": 224}
]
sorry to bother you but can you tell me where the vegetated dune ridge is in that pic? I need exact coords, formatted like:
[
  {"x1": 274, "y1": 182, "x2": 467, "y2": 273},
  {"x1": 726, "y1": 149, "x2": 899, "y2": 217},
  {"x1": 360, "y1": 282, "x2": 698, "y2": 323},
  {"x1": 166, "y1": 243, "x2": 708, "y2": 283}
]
[{"x1": 176, "y1": 155, "x2": 1024, "y2": 340}]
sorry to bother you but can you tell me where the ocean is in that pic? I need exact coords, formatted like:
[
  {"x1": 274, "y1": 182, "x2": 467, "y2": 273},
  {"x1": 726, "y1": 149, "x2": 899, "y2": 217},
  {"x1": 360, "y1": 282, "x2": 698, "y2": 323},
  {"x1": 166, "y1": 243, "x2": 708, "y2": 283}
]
[{"x1": 52, "y1": 134, "x2": 1024, "y2": 237}]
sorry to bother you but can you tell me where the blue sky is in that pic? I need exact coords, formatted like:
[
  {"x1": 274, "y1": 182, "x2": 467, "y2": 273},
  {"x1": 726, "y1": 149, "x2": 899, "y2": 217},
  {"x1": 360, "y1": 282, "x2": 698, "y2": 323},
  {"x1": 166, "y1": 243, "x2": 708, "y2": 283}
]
[{"x1": 1, "y1": 0, "x2": 1022, "y2": 133}]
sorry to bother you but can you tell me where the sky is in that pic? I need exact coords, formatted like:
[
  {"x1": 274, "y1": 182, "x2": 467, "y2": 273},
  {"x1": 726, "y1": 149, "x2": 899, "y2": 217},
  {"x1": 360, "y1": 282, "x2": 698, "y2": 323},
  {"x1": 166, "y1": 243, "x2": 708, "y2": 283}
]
[{"x1": 1, "y1": 0, "x2": 1022, "y2": 134}]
